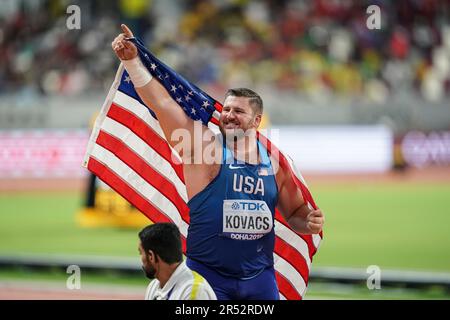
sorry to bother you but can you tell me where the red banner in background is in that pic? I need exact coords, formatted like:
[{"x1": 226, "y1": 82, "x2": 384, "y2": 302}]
[
  {"x1": 0, "y1": 130, "x2": 89, "y2": 178},
  {"x1": 4, "y1": 128, "x2": 446, "y2": 178}
]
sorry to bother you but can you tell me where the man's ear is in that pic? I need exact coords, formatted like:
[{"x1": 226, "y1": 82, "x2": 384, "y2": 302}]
[
  {"x1": 147, "y1": 250, "x2": 155, "y2": 262},
  {"x1": 148, "y1": 250, "x2": 159, "y2": 263},
  {"x1": 254, "y1": 113, "x2": 262, "y2": 128}
]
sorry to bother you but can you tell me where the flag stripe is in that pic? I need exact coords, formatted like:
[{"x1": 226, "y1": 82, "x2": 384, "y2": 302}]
[
  {"x1": 274, "y1": 239, "x2": 309, "y2": 288},
  {"x1": 274, "y1": 210, "x2": 318, "y2": 261},
  {"x1": 99, "y1": 116, "x2": 187, "y2": 202},
  {"x1": 89, "y1": 155, "x2": 190, "y2": 253},
  {"x1": 313, "y1": 234, "x2": 322, "y2": 249},
  {"x1": 89, "y1": 144, "x2": 190, "y2": 235},
  {"x1": 107, "y1": 101, "x2": 185, "y2": 183},
  {"x1": 213, "y1": 110, "x2": 221, "y2": 120},
  {"x1": 214, "y1": 102, "x2": 223, "y2": 112},
  {"x1": 95, "y1": 130, "x2": 190, "y2": 223},
  {"x1": 210, "y1": 117, "x2": 219, "y2": 126},
  {"x1": 113, "y1": 90, "x2": 165, "y2": 138},
  {"x1": 302, "y1": 235, "x2": 318, "y2": 260},
  {"x1": 274, "y1": 233, "x2": 310, "y2": 285},
  {"x1": 274, "y1": 253, "x2": 307, "y2": 297},
  {"x1": 274, "y1": 220, "x2": 312, "y2": 268},
  {"x1": 88, "y1": 157, "x2": 173, "y2": 224},
  {"x1": 275, "y1": 270, "x2": 302, "y2": 300}
]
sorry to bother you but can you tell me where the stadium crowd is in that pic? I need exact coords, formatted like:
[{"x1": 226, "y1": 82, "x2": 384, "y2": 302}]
[{"x1": 0, "y1": 0, "x2": 449, "y2": 104}]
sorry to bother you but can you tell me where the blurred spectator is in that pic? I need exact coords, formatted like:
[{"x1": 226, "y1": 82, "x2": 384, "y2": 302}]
[{"x1": 0, "y1": 0, "x2": 449, "y2": 105}]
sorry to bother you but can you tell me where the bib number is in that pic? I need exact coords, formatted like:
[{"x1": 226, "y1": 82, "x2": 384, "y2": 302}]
[{"x1": 222, "y1": 199, "x2": 273, "y2": 240}]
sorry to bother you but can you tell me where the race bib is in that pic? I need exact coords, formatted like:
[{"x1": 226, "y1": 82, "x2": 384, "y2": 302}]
[{"x1": 222, "y1": 199, "x2": 273, "y2": 240}]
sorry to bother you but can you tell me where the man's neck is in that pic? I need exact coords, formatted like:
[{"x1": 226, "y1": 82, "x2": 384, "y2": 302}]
[
  {"x1": 158, "y1": 261, "x2": 182, "y2": 288},
  {"x1": 226, "y1": 135, "x2": 259, "y2": 164}
]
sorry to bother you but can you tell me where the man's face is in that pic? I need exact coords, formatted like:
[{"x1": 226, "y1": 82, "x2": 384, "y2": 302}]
[
  {"x1": 138, "y1": 242, "x2": 156, "y2": 279},
  {"x1": 219, "y1": 96, "x2": 261, "y2": 139}
]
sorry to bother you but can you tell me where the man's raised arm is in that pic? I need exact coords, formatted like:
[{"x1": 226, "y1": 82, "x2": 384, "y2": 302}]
[{"x1": 111, "y1": 24, "x2": 204, "y2": 160}]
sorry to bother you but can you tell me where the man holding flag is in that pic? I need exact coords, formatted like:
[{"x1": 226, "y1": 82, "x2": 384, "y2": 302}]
[{"x1": 102, "y1": 24, "x2": 324, "y2": 300}]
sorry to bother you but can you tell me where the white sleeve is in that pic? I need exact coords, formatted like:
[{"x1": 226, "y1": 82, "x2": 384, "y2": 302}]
[
  {"x1": 144, "y1": 280, "x2": 158, "y2": 300},
  {"x1": 175, "y1": 282, "x2": 192, "y2": 300},
  {"x1": 194, "y1": 283, "x2": 217, "y2": 300},
  {"x1": 178, "y1": 282, "x2": 217, "y2": 300}
]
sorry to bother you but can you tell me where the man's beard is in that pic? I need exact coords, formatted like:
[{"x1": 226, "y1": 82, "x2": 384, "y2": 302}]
[
  {"x1": 220, "y1": 125, "x2": 250, "y2": 141},
  {"x1": 220, "y1": 126, "x2": 258, "y2": 145},
  {"x1": 142, "y1": 265, "x2": 156, "y2": 280}
]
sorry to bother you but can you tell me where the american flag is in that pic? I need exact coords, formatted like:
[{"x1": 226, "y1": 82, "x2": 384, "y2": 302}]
[{"x1": 83, "y1": 38, "x2": 322, "y2": 300}]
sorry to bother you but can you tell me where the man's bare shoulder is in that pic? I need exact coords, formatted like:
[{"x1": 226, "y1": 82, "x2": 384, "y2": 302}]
[
  {"x1": 197, "y1": 131, "x2": 223, "y2": 165},
  {"x1": 182, "y1": 132, "x2": 223, "y2": 199}
]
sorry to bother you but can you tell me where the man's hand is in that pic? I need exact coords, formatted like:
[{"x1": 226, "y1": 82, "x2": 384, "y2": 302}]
[
  {"x1": 305, "y1": 209, "x2": 325, "y2": 234},
  {"x1": 112, "y1": 24, "x2": 137, "y2": 61}
]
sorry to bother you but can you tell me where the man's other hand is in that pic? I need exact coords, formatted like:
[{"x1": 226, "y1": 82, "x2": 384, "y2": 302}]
[{"x1": 306, "y1": 209, "x2": 325, "y2": 234}]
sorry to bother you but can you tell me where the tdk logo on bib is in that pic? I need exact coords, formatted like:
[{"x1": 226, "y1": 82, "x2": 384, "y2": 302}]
[
  {"x1": 223, "y1": 199, "x2": 273, "y2": 240},
  {"x1": 231, "y1": 201, "x2": 266, "y2": 211}
]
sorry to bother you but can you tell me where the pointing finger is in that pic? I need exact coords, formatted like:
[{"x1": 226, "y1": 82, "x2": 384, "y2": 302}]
[{"x1": 121, "y1": 24, "x2": 133, "y2": 38}]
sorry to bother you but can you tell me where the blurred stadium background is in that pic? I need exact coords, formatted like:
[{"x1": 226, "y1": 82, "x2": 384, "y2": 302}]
[{"x1": 0, "y1": 0, "x2": 449, "y2": 299}]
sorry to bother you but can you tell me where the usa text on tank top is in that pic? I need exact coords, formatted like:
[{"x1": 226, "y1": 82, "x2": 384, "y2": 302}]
[{"x1": 186, "y1": 139, "x2": 278, "y2": 278}]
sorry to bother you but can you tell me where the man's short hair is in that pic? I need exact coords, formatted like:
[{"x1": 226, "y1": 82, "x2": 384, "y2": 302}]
[
  {"x1": 139, "y1": 223, "x2": 183, "y2": 264},
  {"x1": 224, "y1": 88, "x2": 263, "y2": 114}
]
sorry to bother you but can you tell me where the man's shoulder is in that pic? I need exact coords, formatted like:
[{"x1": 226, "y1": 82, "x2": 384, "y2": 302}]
[
  {"x1": 175, "y1": 272, "x2": 216, "y2": 300},
  {"x1": 145, "y1": 279, "x2": 160, "y2": 299},
  {"x1": 182, "y1": 134, "x2": 222, "y2": 181},
  {"x1": 204, "y1": 132, "x2": 223, "y2": 157},
  {"x1": 185, "y1": 131, "x2": 223, "y2": 164},
  {"x1": 175, "y1": 265, "x2": 209, "y2": 287},
  {"x1": 148, "y1": 278, "x2": 160, "y2": 287}
]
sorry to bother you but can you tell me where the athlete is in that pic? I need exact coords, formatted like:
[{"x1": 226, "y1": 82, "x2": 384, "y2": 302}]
[
  {"x1": 113, "y1": 24, "x2": 325, "y2": 300},
  {"x1": 139, "y1": 223, "x2": 217, "y2": 300}
]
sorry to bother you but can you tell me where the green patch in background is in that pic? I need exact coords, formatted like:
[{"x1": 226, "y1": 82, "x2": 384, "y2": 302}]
[
  {"x1": 0, "y1": 192, "x2": 139, "y2": 257},
  {"x1": 1, "y1": 183, "x2": 450, "y2": 273},
  {"x1": 310, "y1": 183, "x2": 450, "y2": 272}
]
